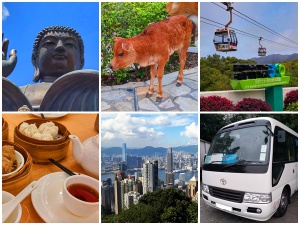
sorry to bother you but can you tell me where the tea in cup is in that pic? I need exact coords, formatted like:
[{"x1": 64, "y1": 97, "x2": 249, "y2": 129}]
[{"x1": 62, "y1": 174, "x2": 99, "y2": 217}]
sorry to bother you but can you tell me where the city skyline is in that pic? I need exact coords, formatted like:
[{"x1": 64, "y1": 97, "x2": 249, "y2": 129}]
[
  {"x1": 101, "y1": 113, "x2": 198, "y2": 148},
  {"x1": 102, "y1": 149, "x2": 198, "y2": 217}
]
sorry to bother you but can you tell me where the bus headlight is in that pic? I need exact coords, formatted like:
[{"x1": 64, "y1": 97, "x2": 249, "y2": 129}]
[
  {"x1": 243, "y1": 192, "x2": 272, "y2": 204},
  {"x1": 202, "y1": 184, "x2": 210, "y2": 194}
]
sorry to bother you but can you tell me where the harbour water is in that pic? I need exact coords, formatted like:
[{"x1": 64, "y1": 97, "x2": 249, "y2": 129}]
[{"x1": 101, "y1": 169, "x2": 198, "y2": 183}]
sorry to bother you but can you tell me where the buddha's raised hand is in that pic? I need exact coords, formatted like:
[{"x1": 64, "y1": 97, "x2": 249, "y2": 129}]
[{"x1": 2, "y1": 33, "x2": 17, "y2": 77}]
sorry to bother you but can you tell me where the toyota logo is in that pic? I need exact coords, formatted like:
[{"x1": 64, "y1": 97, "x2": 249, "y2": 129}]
[{"x1": 220, "y1": 179, "x2": 227, "y2": 185}]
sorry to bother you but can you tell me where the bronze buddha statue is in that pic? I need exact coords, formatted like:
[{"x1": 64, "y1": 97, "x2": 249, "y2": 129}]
[{"x1": 2, "y1": 26, "x2": 98, "y2": 111}]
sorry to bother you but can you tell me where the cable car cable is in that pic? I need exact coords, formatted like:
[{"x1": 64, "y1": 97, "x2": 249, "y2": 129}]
[{"x1": 233, "y1": 8, "x2": 298, "y2": 45}]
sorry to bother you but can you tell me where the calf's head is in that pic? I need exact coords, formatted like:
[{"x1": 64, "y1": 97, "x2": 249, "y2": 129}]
[{"x1": 110, "y1": 37, "x2": 136, "y2": 70}]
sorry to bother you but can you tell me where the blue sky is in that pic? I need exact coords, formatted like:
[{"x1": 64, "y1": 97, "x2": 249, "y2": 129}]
[
  {"x1": 200, "y1": 2, "x2": 298, "y2": 59},
  {"x1": 2, "y1": 2, "x2": 99, "y2": 86},
  {"x1": 101, "y1": 113, "x2": 199, "y2": 148}
]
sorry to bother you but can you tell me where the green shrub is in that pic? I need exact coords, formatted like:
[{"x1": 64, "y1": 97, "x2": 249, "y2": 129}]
[
  {"x1": 101, "y1": 2, "x2": 168, "y2": 81},
  {"x1": 285, "y1": 102, "x2": 298, "y2": 111}
]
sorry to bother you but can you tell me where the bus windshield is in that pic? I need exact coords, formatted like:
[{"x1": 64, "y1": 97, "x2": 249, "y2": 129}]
[{"x1": 205, "y1": 126, "x2": 271, "y2": 165}]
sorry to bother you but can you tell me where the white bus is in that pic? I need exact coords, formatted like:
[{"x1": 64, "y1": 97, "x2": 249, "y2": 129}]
[{"x1": 202, "y1": 117, "x2": 298, "y2": 221}]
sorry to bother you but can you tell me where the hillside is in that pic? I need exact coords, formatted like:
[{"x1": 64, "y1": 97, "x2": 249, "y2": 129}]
[
  {"x1": 101, "y1": 145, "x2": 198, "y2": 156},
  {"x1": 200, "y1": 54, "x2": 298, "y2": 91},
  {"x1": 250, "y1": 53, "x2": 298, "y2": 64}
]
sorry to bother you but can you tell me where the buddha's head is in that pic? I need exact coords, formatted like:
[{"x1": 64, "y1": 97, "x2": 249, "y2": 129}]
[{"x1": 32, "y1": 25, "x2": 85, "y2": 82}]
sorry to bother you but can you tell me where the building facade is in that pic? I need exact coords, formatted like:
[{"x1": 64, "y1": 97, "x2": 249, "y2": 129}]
[{"x1": 142, "y1": 160, "x2": 158, "y2": 194}]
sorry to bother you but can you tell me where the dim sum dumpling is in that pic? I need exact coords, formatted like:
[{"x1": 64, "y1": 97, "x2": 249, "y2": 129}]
[
  {"x1": 19, "y1": 122, "x2": 29, "y2": 133},
  {"x1": 38, "y1": 122, "x2": 55, "y2": 133},
  {"x1": 28, "y1": 124, "x2": 39, "y2": 137},
  {"x1": 42, "y1": 126, "x2": 58, "y2": 138},
  {"x1": 41, "y1": 133, "x2": 54, "y2": 140},
  {"x1": 32, "y1": 132, "x2": 42, "y2": 140},
  {"x1": 19, "y1": 121, "x2": 59, "y2": 140},
  {"x1": 21, "y1": 123, "x2": 39, "y2": 138}
]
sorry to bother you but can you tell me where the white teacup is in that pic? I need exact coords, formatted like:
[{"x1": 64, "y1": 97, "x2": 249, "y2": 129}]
[{"x1": 62, "y1": 174, "x2": 99, "y2": 217}]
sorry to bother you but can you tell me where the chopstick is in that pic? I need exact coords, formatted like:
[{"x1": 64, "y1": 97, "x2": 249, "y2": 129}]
[{"x1": 48, "y1": 158, "x2": 76, "y2": 176}]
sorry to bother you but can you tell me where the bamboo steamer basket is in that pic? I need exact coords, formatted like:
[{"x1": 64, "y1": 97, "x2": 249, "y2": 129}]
[
  {"x1": 14, "y1": 119, "x2": 70, "y2": 163},
  {"x1": 2, "y1": 117, "x2": 9, "y2": 141},
  {"x1": 15, "y1": 119, "x2": 69, "y2": 144},
  {"x1": 2, "y1": 141, "x2": 33, "y2": 196}
]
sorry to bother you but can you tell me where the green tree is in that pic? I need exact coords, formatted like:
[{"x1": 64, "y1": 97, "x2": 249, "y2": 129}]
[
  {"x1": 200, "y1": 114, "x2": 227, "y2": 142},
  {"x1": 282, "y1": 59, "x2": 298, "y2": 87},
  {"x1": 101, "y1": 3, "x2": 169, "y2": 82},
  {"x1": 114, "y1": 204, "x2": 159, "y2": 223},
  {"x1": 103, "y1": 188, "x2": 198, "y2": 223},
  {"x1": 200, "y1": 54, "x2": 298, "y2": 91}
]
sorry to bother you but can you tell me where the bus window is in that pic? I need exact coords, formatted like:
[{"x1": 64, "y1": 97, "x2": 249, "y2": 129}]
[
  {"x1": 273, "y1": 127, "x2": 298, "y2": 186},
  {"x1": 273, "y1": 128, "x2": 288, "y2": 162},
  {"x1": 273, "y1": 127, "x2": 297, "y2": 163}
]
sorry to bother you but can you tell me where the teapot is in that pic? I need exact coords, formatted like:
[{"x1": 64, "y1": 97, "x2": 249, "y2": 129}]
[{"x1": 69, "y1": 134, "x2": 99, "y2": 179}]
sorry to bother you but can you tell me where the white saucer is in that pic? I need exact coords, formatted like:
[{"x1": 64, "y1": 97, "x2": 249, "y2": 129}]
[
  {"x1": 31, "y1": 172, "x2": 99, "y2": 223},
  {"x1": 32, "y1": 113, "x2": 67, "y2": 119}
]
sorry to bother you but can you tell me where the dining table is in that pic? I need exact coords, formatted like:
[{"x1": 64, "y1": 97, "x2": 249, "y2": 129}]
[{"x1": 2, "y1": 113, "x2": 99, "y2": 223}]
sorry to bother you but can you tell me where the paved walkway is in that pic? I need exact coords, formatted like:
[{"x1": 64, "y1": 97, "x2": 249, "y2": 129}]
[{"x1": 101, "y1": 66, "x2": 198, "y2": 112}]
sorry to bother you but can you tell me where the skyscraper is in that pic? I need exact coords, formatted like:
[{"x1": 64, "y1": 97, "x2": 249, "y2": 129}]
[
  {"x1": 114, "y1": 177, "x2": 122, "y2": 214},
  {"x1": 142, "y1": 160, "x2": 158, "y2": 194},
  {"x1": 119, "y1": 161, "x2": 127, "y2": 172},
  {"x1": 124, "y1": 191, "x2": 141, "y2": 209},
  {"x1": 122, "y1": 143, "x2": 126, "y2": 163},
  {"x1": 101, "y1": 179, "x2": 114, "y2": 213},
  {"x1": 166, "y1": 172, "x2": 174, "y2": 185},
  {"x1": 167, "y1": 147, "x2": 173, "y2": 173},
  {"x1": 165, "y1": 147, "x2": 174, "y2": 186},
  {"x1": 179, "y1": 173, "x2": 186, "y2": 182}
]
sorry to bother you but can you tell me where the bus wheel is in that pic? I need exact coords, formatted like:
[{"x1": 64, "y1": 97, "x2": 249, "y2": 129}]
[{"x1": 274, "y1": 188, "x2": 289, "y2": 217}]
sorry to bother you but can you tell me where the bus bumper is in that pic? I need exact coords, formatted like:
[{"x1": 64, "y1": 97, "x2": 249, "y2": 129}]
[{"x1": 202, "y1": 191, "x2": 277, "y2": 221}]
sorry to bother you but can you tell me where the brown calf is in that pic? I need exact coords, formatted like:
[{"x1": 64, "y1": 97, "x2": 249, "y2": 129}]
[
  {"x1": 110, "y1": 15, "x2": 193, "y2": 102},
  {"x1": 166, "y1": 2, "x2": 198, "y2": 26}
]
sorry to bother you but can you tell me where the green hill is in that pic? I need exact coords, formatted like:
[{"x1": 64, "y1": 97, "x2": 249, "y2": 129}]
[{"x1": 200, "y1": 54, "x2": 298, "y2": 92}]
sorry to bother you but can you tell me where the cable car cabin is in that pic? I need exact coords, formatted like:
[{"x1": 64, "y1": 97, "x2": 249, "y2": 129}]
[
  {"x1": 258, "y1": 47, "x2": 266, "y2": 56},
  {"x1": 214, "y1": 29, "x2": 238, "y2": 52}
]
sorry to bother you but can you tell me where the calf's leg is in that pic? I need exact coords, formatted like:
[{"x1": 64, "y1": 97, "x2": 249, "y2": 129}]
[
  {"x1": 176, "y1": 47, "x2": 188, "y2": 87},
  {"x1": 156, "y1": 61, "x2": 166, "y2": 102},
  {"x1": 146, "y1": 64, "x2": 157, "y2": 98}
]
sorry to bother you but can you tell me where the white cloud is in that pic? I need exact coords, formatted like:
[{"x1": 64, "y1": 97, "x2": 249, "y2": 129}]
[
  {"x1": 102, "y1": 132, "x2": 115, "y2": 140},
  {"x1": 101, "y1": 114, "x2": 197, "y2": 147},
  {"x1": 180, "y1": 122, "x2": 198, "y2": 139},
  {"x1": 2, "y1": 4, "x2": 9, "y2": 21},
  {"x1": 101, "y1": 114, "x2": 165, "y2": 145},
  {"x1": 150, "y1": 115, "x2": 171, "y2": 126}
]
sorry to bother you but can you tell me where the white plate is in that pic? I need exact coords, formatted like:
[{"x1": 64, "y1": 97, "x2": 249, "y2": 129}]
[
  {"x1": 32, "y1": 113, "x2": 67, "y2": 119},
  {"x1": 31, "y1": 172, "x2": 99, "y2": 223}
]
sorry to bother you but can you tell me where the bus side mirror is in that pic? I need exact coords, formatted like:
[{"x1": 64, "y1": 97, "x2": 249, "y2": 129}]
[{"x1": 277, "y1": 130, "x2": 286, "y2": 143}]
